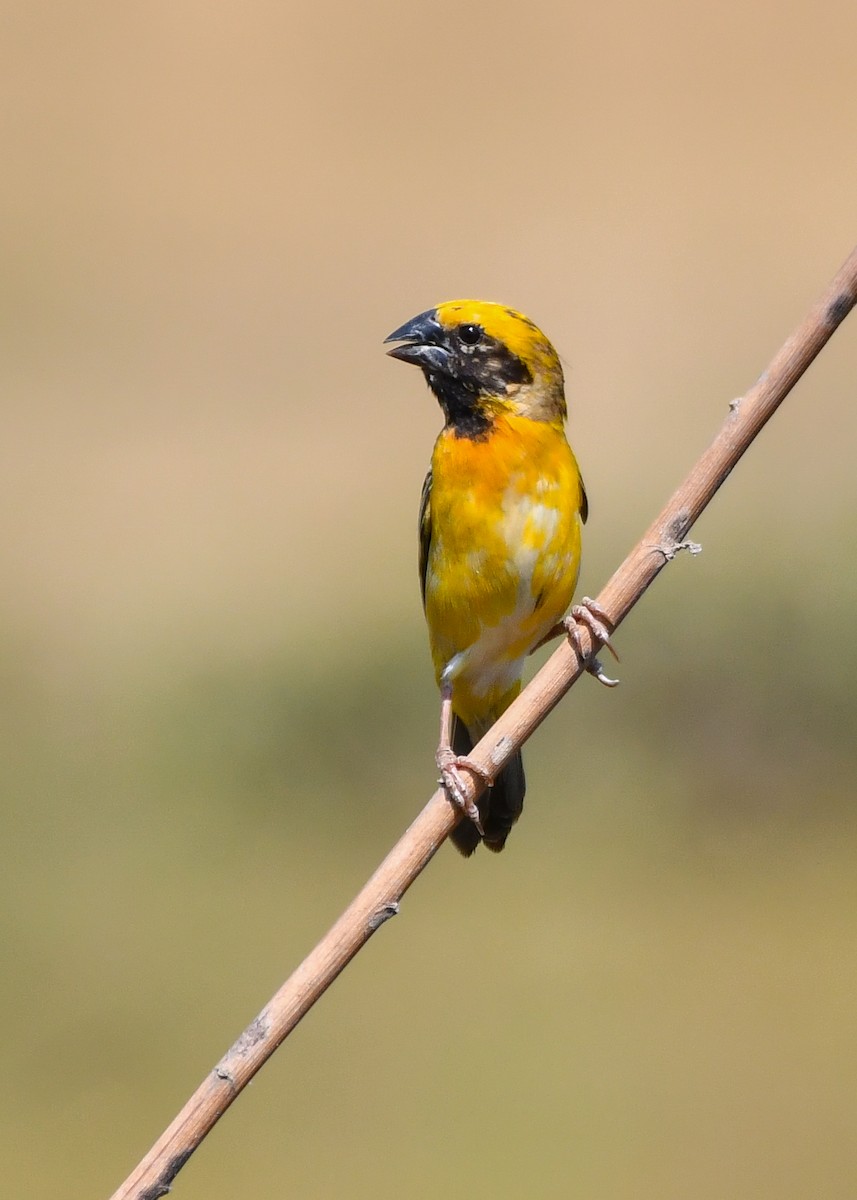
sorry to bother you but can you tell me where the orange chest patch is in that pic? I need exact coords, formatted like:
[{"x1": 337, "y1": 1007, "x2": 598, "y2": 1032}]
[{"x1": 429, "y1": 415, "x2": 582, "y2": 549}]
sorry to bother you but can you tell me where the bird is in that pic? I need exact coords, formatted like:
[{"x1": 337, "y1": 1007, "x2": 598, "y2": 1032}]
[{"x1": 385, "y1": 300, "x2": 613, "y2": 855}]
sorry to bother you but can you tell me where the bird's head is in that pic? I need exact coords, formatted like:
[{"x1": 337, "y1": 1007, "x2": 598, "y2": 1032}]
[{"x1": 385, "y1": 300, "x2": 566, "y2": 435}]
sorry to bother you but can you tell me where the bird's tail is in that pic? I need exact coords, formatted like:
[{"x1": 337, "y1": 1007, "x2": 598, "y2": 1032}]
[{"x1": 448, "y1": 714, "x2": 526, "y2": 857}]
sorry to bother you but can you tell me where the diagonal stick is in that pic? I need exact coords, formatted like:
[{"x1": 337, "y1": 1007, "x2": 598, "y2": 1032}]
[{"x1": 111, "y1": 246, "x2": 857, "y2": 1200}]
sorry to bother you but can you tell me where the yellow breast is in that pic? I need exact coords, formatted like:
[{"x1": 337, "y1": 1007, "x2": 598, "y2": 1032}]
[{"x1": 424, "y1": 413, "x2": 585, "y2": 726}]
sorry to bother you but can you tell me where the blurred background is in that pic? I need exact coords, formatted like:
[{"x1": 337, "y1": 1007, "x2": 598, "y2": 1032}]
[{"x1": 3, "y1": 2, "x2": 856, "y2": 1197}]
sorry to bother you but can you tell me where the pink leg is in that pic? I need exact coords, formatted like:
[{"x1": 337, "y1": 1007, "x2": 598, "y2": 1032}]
[
  {"x1": 532, "y1": 597, "x2": 620, "y2": 686},
  {"x1": 563, "y1": 597, "x2": 620, "y2": 687},
  {"x1": 436, "y1": 683, "x2": 490, "y2": 836}
]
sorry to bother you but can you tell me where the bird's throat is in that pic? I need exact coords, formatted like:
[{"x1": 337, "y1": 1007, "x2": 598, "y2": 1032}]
[{"x1": 426, "y1": 371, "x2": 493, "y2": 440}]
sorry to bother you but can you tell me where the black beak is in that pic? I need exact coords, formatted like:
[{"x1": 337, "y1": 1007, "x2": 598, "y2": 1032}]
[{"x1": 384, "y1": 308, "x2": 451, "y2": 373}]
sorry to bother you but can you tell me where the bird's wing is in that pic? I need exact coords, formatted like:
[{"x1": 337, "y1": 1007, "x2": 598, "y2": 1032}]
[{"x1": 418, "y1": 468, "x2": 432, "y2": 608}]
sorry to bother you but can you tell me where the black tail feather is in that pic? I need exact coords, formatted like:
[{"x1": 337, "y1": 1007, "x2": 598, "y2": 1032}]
[{"x1": 448, "y1": 715, "x2": 526, "y2": 856}]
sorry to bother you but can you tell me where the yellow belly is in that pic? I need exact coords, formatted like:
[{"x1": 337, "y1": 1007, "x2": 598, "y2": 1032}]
[{"x1": 424, "y1": 413, "x2": 585, "y2": 730}]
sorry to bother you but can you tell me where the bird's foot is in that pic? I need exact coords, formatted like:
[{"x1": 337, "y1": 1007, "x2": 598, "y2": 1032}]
[
  {"x1": 436, "y1": 748, "x2": 490, "y2": 835},
  {"x1": 563, "y1": 598, "x2": 620, "y2": 687}
]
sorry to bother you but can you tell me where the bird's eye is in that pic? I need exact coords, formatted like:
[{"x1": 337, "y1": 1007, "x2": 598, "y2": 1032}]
[{"x1": 458, "y1": 323, "x2": 483, "y2": 346}]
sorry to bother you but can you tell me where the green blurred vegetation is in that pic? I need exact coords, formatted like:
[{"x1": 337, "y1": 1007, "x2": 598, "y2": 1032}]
[
  {"x1": 3, "y1": 551, "x2": 856, "y2": 1198},
  {"x1": 3, "y1": 1, "x2": 857, "y2": 1198}
]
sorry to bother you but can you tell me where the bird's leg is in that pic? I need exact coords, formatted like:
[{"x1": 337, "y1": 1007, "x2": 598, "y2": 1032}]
[
  {"x1": 564, "y1": 597, "x2": 620, "y2": 686},
  {"x1": 532, "y1": 597, "x2": 620, "y2": 687},
  {"x1": 436, "y1": 682, "x2": 489, "y2": 836}
]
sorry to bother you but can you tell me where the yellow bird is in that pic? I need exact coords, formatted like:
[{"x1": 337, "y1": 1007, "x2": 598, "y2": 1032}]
[{"x1": 386, "y1": 301, "x2": 612, "y2": 855}]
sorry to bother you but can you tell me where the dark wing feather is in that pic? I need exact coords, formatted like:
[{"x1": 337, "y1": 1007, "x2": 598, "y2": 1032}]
[
  {"x1": 418, "y1": 468, "x2": 432, "y2": 607},
  {"x1": 579, "y1": 472, "x2": 589, "y2": 525}
]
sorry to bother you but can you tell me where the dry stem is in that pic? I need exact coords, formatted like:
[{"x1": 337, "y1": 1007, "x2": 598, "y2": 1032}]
[{"x1": 111, "y1": 247, "x2": 857, "y2": 1200}]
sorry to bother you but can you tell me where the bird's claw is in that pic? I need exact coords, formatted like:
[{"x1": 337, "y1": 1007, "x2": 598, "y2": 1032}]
[
  {"x1": 580, "y1": 657, "x2": 614, "y2": 686},
  {"x1": 564, "y1": 598, "x2": 620, "y2": 687},
  {"x1": 436, "y1": 749, "x2": 489, "y2": 835}
]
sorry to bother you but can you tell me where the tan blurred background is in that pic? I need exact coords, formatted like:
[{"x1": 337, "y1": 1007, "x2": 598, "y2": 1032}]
[{"x1": 3, "y1": 2, "x2": 857, "y2": 1197}]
